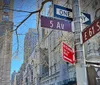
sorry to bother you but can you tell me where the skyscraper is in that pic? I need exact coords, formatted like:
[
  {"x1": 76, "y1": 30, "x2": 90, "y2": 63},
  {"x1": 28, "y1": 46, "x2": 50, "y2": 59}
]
[
  {"x1": 0, "y1": 22, "x2": 13, "y2": 85},
  {"x1": 0, "y1": 0, "x2": 14, "y2": 85},
  {"x1": 0, "y1": 0, "x2": 14, "y2": 22},
  {"x1": 11, "y1": 71, "x2": 16, "y2": 85},
  {"x1": 24, "y1": 28, "x2": 38, "y2": 63}
]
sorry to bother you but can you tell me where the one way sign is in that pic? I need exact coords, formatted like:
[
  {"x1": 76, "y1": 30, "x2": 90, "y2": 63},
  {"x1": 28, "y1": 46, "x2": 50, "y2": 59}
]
[{"x1": 81, "y1": 12, "x2": 91, "y2": 25}]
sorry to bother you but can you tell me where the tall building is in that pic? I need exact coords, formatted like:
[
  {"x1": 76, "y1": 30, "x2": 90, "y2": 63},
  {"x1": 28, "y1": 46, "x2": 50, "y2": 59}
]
[
  {"x1": 11, "y1": 71, "x2": 16, "y2": 85},
  {"x1": 18, "y1": 63, "x2": 26, "y2": 85},
  {"x1": 35, "y1": 0, "x2": 100, "y2": 85},
  {"x1": 0, "y1": 22, "x2": 13, "y2": 85},
  {"x1": 12, "y1": 63, "x2": 26, "y2": 85},
  {"x1": 15, "y1": 72, "x2": 20, "y2": 85},
  {"x1": 0, "y1": 0, "x2": 14, "y2": 85},
  {"x1": 24, "y1": 28, "x2": 38, "y2": 63},
  {"x1": 23, "y1": 64, "x2": 34, "y2": 85},
  {"x1": 0, "y1": 0, "x2": 14, "y2": 22},
  {"x1": 35, "y1": 0, "x2": 76, "y2": 85},
  {"x1": 80, "y1": 0, "x2": 100, "y2": 85},
  {"x1": 14, "y1": 28, "x2": 38, "y2": 85}
]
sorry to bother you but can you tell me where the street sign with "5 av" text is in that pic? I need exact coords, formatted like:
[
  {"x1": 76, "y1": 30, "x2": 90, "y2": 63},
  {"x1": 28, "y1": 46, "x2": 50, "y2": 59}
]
[{"x1": 41, "y1": 16, "x2": 72, "y2": 32}]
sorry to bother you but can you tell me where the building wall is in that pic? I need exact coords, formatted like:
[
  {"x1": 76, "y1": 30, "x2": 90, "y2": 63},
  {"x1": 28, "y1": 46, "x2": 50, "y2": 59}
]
[
  {"x1": 0, "y1": 0, "x2": 14, "y2": 22},
  {"x1": 15, "y1": 28, "x2": 38, "y2": 85},
  {"x1": 0, "y1": 21, "x2": 13, "y2": 85},
  {"x1": 80, "y1": 0, "x2": 100, "y2": 62},
  {"x1": 23, "y1": 56, "x2": 35, "y2": 85},
  {"x1": 16, "y1": 63, "x2": 26, "y2": 85},
  {"x1": 48, "y1": 1, "x2": 76, "y2": 84},
  {"x1": 11, "y1": 71, "x2": 17, "y2": 85},
  {"x1": 24, "y1": 28, "x2": 38, "y2": 63},
  {"x1": 23, "y1": 64, "x2": 34, "y2": 85},
  {"x1": 16, "y1": 72, "x2": 20, "y2": 85},
  {"x1": 11, "y1": 71, "x2": 16, "y2": 85},
  {"x1": 0, "y1": 0, "x2": 14, "y2": 84},
  {"x1": 13, "y1": 74, "x2": 17, "y2": 85},
  {"x1": 80, "y1": 0, "x2": 100, "y2": 85},
  {"x1": 14, "y1": 0, "x2": 100, "y2": 85},
  {"x1": 36, "y1": 0, "x2": 76, "y2": 85},
  {"x1": 30, "y1": 44, "x2": 41, "y2": 85}
]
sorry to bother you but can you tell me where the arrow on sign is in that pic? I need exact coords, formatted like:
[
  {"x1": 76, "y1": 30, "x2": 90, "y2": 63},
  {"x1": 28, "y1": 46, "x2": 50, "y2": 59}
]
[{"x1": 81, "y1": 12, "x2": 91, "y2": 25}]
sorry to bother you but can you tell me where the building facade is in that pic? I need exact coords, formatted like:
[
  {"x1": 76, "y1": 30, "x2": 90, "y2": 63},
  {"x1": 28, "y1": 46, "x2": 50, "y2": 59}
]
[
  {"x1": 35, "y1": 0, "x2": 100, "y2": 85},
  {"x1": 23, "y1": 63, "x2": 34, "y2": 85},
  {"x1": 0, "y1": 0, "x2": 14, "y2": 85},
  {"x1": 24, "y1": 28, "x2": 38, "y2": 64},
  {"x1": 11, "y1": 0, "x2": 100, "y2": 85},
  {"x1": 13, "y1": 28, "x2": 38, "y2": 85},
  {"x1": 35, "y1": 0, "x2": 76, "y2": 85},
  {"x1": 0, "y1": 22, "x2": 13, "y2": 85},
  {"x1": 80, "y1": 0, "x2": 100, "y2": 85},
  {"x1": 11, "y1": 71, "x2": 16, "y2": 85},
  {"x1": 23, "y1": 28, "x2": 38, "y2": 85},
  {"x1": 13, "y1": 63, "x2": 26, "y2": 85},
  {"x1": 0, "y1": 0, "x2": 14, "y2": 22},
  {"x1": 80, "y1": 0, "x2": 100, "y2": 62}
]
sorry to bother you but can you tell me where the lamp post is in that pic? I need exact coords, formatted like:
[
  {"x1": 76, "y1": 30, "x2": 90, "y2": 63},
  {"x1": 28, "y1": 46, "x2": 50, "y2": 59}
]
[{"x1": 72, "y1": 0, "x2": 88, "y2": 85}]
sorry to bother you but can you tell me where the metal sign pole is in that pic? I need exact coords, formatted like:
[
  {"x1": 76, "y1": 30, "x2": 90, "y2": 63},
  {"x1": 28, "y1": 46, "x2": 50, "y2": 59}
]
[{"x1": 72, "y1": 0, "x2": 88, "y2": 85}]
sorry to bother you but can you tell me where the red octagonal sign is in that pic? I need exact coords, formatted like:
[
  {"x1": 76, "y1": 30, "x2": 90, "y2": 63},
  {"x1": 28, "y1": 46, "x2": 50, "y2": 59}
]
[{"x1": 62, "y1": 42, "x2": 75, "y2": 64}]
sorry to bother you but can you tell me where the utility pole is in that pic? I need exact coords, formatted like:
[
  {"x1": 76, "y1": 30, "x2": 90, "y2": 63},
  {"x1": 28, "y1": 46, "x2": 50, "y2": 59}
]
[{"x1": 72, "y1": 0, "x2": 88, "y2": 85}]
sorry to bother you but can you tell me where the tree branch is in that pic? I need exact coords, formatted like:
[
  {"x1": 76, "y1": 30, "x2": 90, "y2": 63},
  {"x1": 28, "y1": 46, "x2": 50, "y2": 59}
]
[{"x1": 12, "y1": 0, "x2": 52, "y2": 32}]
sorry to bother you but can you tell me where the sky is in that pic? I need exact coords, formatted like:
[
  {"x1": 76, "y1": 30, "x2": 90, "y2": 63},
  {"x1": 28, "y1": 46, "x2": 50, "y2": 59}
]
[
  {"x1": 11, "y1": 0, "x2": 37, "y2": 74},
  {"x1": 11, "y1": 0, "x2": 51, "y2": 74}
]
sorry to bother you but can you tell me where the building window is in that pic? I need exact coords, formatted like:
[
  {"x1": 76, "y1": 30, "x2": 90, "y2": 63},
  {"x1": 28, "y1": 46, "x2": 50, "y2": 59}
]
[
  {"x1": 50, "y1": 66, "x2": 52, "y2": 75},
  {"x1": 50, "y1": 84, "x2": 55, "y2": 85},
  {"x1": 42, "y1": 28, "x2": 45, "y2": 39},
  {"x1": 3, "y1": 6, "x2": 10, "y2": 13},
  {"x1": 54, "y1": 63, "x2": 57, "y2": 73},
  {"x1": 2, "y1": 14, "x2": 9, "y2": 21},
  {"x1": 3, "y1": 0, "x2": 10, "y2": 5}
]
